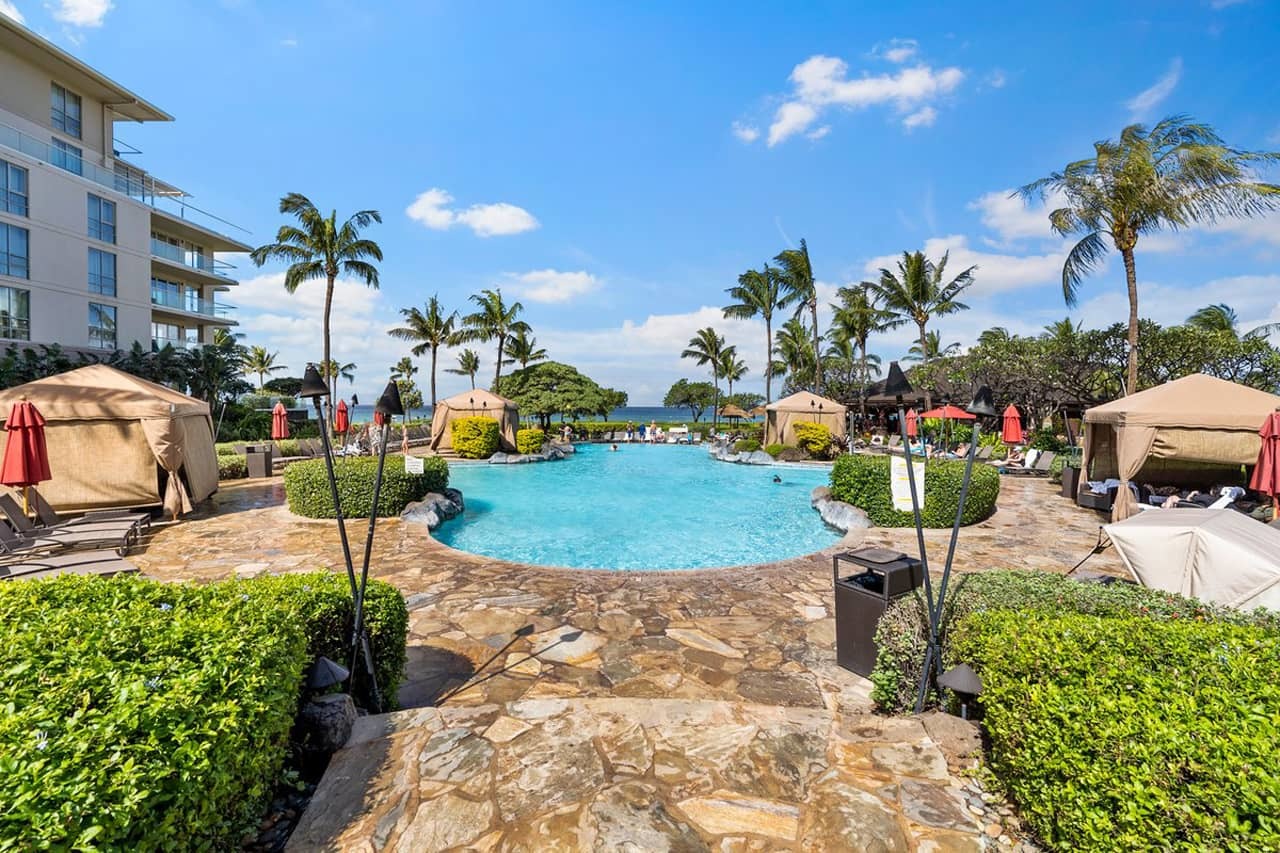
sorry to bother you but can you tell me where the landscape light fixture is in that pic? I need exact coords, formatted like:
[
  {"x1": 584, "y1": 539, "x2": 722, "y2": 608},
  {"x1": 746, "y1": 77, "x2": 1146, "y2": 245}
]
[
  {"x1": 305, "y1": 655, "x2": 351, "y2": 692},
  {"x1": 937, "y1": 662, "x2": 984, "y2": 719}
]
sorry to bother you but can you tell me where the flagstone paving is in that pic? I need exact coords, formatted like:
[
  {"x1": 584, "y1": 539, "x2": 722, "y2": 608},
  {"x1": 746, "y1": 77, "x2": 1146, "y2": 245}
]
[{"x1": 132, "y1": 472, "x2": 1110, "y2": 850}]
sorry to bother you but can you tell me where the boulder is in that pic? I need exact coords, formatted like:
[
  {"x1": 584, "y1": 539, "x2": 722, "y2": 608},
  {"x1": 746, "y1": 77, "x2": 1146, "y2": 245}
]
[
  {"x1": 298, "y1": 693, "x2": 356, "y2": 753},
  {"x1": 814, "y1": 497, "x2": 871, "y2": 532},
  {"x1": 401, "y1": 489, "x2": 465, "y2": 530},
  {"x1": 489, "y1": 452, "x2": 509, "y2": 464},
  {"x1": 777, "y1": 447, "x2": 808, "y2": 463},
  {"x1": 810, "y1": 486, "x2": 832, "y2": 506},
  {"x1": 745, "y1": 451, "x2": 774, "y2": 465},
  {"x1": 444, "y1": 488, "x2": 465, "y2": 511}
]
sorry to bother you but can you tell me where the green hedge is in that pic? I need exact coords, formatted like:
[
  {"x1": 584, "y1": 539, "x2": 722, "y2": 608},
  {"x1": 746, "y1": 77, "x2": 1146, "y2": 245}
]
[
  {"x1": 830, "y1": 454, "x2": 1000, "y2": 528},
  {"x1": 451, "y1": 416, "x2": 500, "y2": 459},
  {"x1": 734, "y1": 438, "x2": 761, "y2": 453},
  {"x1": 516, "y1": 427, "x2": 545, "y2": 454},
  {"x1": 792, "y1": 421, "x2": 831, "y2": 456},
  {"x1": 764, "y1": 443, "x2": 785, "y2": 458},
  {"x1": 283, "y1": 455, "x2": 448, "y2": 518},
  {"x1": 0, "y1": 572, "x2": 407, "y2": 849},
  {"x1": 217, "y1": 453, "x2": 247, "y2": 480},
  {"x1": 870, "y1": 569, "x2": 1280, "y2": 713},
  {"x1": 952, "y1": 611, "x2": 1280, "y2": 851}
]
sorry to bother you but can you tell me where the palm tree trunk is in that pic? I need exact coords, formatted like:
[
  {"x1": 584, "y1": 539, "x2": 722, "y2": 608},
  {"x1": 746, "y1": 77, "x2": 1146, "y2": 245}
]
[
  {"x1": 430, "y1": 347, "x2": 438, "y2": 407},
  {"x1": 1123, "y1": 247, "x2": 1139, "y2": 395},
  {"x1": 323, "y1": 274, "x2": 335, "y2": 423},
  {"x1": 811, "y1": 300, "x2": 821, "y2": 395},
  {"x1": 712, "y1": 372, "x2": 720, "y2": 431},
  {"x1": 494, "y1": 338, "x2": 504, "y2": 389},
  {"x1": 470, "y1": 371, "x2": 476, "y2": 390},
  {"x1": 919, "y1": 321, "x2": 931, "y2": 410},
  {"x1": 858, "y1": 340, "x2": 868, "y2": 420},
  {"x1": 764, "y1": 316, "x2": 772, "y2": 403}
]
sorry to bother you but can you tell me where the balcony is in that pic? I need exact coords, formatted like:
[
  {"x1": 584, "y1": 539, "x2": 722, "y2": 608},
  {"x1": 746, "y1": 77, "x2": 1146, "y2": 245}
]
[
  {"x1": 152, "y1": 336, "x2": 195, "y2": 351},
  {"x1": 150, "y1": 238, "x2": 237, "y2": 281},
  {"x1": 0, "y1": 118, "x2": 249, "y2": 244},
  {"x1": 150, "y1": 287, "x2": 235, "y2": 319}
]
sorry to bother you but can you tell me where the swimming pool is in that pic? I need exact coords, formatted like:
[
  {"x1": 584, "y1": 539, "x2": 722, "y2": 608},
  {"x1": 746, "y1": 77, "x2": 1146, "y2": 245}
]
[{"x1": 434, "y1": 444, "x2": 840, "y2": 570}]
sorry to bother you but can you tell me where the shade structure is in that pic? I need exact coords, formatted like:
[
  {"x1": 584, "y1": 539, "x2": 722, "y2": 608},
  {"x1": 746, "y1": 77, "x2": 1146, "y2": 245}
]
[
  {"x1": 720, "y1": 404, "x2": 750, "y2": 420},
  {"x1": 1082, "y1": 374, "x2": 1280, "y2": 521},
  {"x1": 0, "y1": 400, "x2": 51, "y2": 492},
  {"x1": 1001, "y1": 404, "x2": 1023, "y2": 444},
  {"x1": 0, "y1": 365, "x2": 217, "y2": 515},
  {"x1": 920, "y1": 404, "x2": 976, "y2": 421},
  {"x1": 429, "y1": 389, "x2": 519, "y2": 452},
  {"x1": 748, "y1": 405, "x2": 767, "y2": 417},
  {"x1": 763, "y1": 391, "x2": 847, "y2": 446},
  {"x1": 1249, "y1": 411, "x2": 1280, "y2": 501},
  {"x1": 271, "y1": 402, "x2": 290, "y2": 440},
  {"x1": 905, "y1": 408, "x2": 919, "y2": 438},
  {"x1": 1105, "y1": 508, "x2": 1280, "y2": 610},
  {"x1": 334, "y1": 399, "x2": 350, "y2": 435}
]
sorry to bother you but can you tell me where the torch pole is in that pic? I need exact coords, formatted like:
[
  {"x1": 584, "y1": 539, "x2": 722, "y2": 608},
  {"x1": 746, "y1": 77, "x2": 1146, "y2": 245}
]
[
  {"x1": 347, "y1": 419, "x2": 390, "y2": 712},
  {"x1": 312, "y1": 397, "x2": 358, "y2": 599}
]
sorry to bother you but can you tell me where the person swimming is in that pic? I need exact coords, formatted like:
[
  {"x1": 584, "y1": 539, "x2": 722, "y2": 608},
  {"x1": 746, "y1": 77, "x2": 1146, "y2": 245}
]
[
  {"x1": 610, "y1": 443, "x2": 619, "y2": 451},
  {"x1": 772, "y1": 474, "x2": 782, "y2": 483}
]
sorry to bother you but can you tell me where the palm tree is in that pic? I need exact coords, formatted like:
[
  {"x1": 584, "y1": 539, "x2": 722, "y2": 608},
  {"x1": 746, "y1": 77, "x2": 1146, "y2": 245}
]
[
  {"x1": 681, "y1": 327, "x2": 727, "y2": 429},
  {"x1": 905, "y1": 330, "x2": 960, "y2": 362},
  {"x1": 1186, "y1": 303, "x2": 1280, "y2": 339},
  {"x1": 772, "y1": 317, "x2": 819, "y2": 391},
  {"x1": 503, "y1": 328, "x2": 548, "y2": 370},
  {"x1": 868, "y1": 250, "x2": 976, "y2": 407},
  {"x1": 391, "y1": 356, "x2": 418, "y2": 382},
  {"x1": 831, "y1": 283, "x2": 895, "y2": 418},
  {"x1": 249, "y1": 193, "x2": 382, "y2": 403},
  {"x1": 1019, "y1": 115, "x2": 1280, "y2": 394},
  {"x1": 977, "y1": 326, "x2": 1013, "y2": 347},
  {"x1": 719, "y1": 347, "x2": 748, "y2": 396},
  {"x1": 774, "y1": 239, "x2": 822, "y2": 394},
  {"x1": 723, "y1": 263, "x2": 785, "y2": 402},
  {"x1": 319, "y1": 360, "x2": 356, "y2": 386},
  {"x1": 457, "y1": 289, "x2": 530, "y2": 388},
  {"x1": 244, "y1": 345, "x2": 286, "y2": 389},
  {"x1": 389, "y1": 295, "x2": 456, "y2": 408},
  {"x1": 446, "y1": 349, "x2": 480, "y2": 389}
]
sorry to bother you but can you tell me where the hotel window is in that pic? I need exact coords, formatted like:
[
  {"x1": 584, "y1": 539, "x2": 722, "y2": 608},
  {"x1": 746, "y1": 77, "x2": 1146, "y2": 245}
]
[
  {"x1": 88, "y1": 194, "x2": 116, "y2": 243},
  {"x1": 52, "y1": 139, "x2": 82, "y2": 176},
  {"x1": 0, "y1": 286, "x2": 29, "y2": 340},
  {"x1": 88, "y1": 248, "x2": 116, "y2": 296},
  {"x1": 114, "y1": 161, "x2": 145, "y2": 198},
  {"x1": 0, "y1": 224, "x2": 29, "y2": 279},
  {"x1": 151, "y1": 276, "x2": 181, "y2": 309},
  {"x1": 88, "y1": 302, "x2": 116, "y2": 350},
  {"x1": 1, "y1": 160, "x2": 28, "y2": 217},
  {"x1": 51, "y1": 83, "x2": 82, "y2": 138}
]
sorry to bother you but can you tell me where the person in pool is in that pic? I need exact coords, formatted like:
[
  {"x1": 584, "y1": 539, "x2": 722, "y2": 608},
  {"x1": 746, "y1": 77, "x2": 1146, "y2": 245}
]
[
  {"x1": 772, "y1": 474, "x2": 782, "y2": 483},
  {"x1": 610, "y1": 443, "x2": 619, "y2": 451}
]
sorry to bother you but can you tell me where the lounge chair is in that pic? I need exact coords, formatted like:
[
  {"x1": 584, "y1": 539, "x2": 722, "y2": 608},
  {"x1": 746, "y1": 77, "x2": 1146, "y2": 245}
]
[
  {"x1": 1003, "y1": 451, "x2": 1055, "y2": 476},
  {"x1": 976, "y1": 446, "x2": 992, "y2": 460},
  {"x1": 28, "y1": 489, "x2": 151, "y2": 530},
  {"x1": 0, "y1": 549, "x2": 138, "y2": 581},
  {"x1": 0, "y1": 499, "x2": 141, "y2": 556}
]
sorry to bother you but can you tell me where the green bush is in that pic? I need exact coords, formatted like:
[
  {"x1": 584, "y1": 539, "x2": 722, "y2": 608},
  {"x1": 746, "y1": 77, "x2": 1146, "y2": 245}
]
[
  {"x1": 830, "y1": 454, "x2": 1000, "y2": 529},
  {"x1": 870, "y1": 569, "x2": 1280, "y2": 713},
  {"x1": 792, "y1": 421, "x2": 832, "y2": 456},
  {"x1": 451, "y1": 416, "x2": 500, "y2": 459},
  {"x1": 516, "y1": 427, "x2": 545, "y2": 454},
  {"x1": 240, "y1": 392, "x2": 274, "y2": 410},
  {"x1": 952, "y1": 611, "x2": 1280, "y2": 851},
  {"x1": 733, "y1": 438, "x2": 762, "y2": 453},
  {"x1": 273, "y1": 438, "x2": 300, "y2": 458},
  {"x1": 764, "y1": 443, "x2": 785, "y2": 458},
  {"x1": 217, "y1": 453, "x2": 247, "y2": 480},
  {"x1": 283, "y1": 455, "x2": 448, "y2": 518},
  {"x1": 1026, "y1": 429, "x2": 1065, "y2": 452}
]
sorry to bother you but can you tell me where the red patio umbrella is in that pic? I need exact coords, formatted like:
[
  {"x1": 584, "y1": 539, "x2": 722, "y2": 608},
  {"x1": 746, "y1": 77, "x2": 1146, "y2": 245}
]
[
  {"x1": 271, "y1": 401, "x2": 290, "y2": 440},
  {"x1": 1001, "y1": 404, "x2": 1023, "y2": 444},
  {"x1": 905, "y1": 408, "x2": 919, "y2": 438},
  {"x1": 334, "y1": 399, "x2": 350, "y2": 435},
  {"x1": 1, "y1": 399, "x2": 52, "y2": 514},
  {"x1": 373, "y1": 409, "x2": 386, "y2": 427},
  {"x1": 1249, "y1": 411, "x2": 1280, "y2": 520},
  {"x1": 919, "y1": 404, "x2": 977, "y2": 421}
]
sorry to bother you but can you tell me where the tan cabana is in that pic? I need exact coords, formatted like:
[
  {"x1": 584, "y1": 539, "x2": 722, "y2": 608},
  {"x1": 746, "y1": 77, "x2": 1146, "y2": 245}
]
[
  {"x1": 1081, "y1": 373, "x2": 1280, "y2": 521},
  {"x1": 429, "y1": 389, "x2": 519, "y2": 452},
  {"x1": 764, "y1": 391, "x2": 847, "y2": 446},
  {"x1": 0, "y1": 365, "x2": 218, "y2": 516}
]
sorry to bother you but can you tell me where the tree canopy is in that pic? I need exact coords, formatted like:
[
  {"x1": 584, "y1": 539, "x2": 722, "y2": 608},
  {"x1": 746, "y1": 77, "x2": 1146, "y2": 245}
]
[
  {"x1": 663, "y1": 379, "x2": 718, "y2": 422},
  {"x1": 495, "y1": 361, "x2": 626, "y2": 430}
]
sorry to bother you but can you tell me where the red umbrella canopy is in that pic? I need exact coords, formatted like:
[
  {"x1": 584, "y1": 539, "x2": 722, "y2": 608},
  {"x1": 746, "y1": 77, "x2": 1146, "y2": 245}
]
[
  {"x1": 920, "y1": 404, "x2": 976, "y2": 421},
  {"x1": 1, "y1": 400, "x2": 52, "y2": 488},
  {"x1": 271, "y1": 402, "x2": 290, "y2": 440},
  {"x1": 905, "y1": 408, "x2": 919, "y2": 438},
  {"x1": 1249, "y1": 411, "x2": 1280, "y2": 498},
  {"x1": 373, "y1": 409, "x2": 386, "y2": 427},
  {"x1": 335, "y1": 399, "x2": 350, "y2": 434},
  {"x1": 1001, "y1": 404, "x2": 1023, "y2": 444}
]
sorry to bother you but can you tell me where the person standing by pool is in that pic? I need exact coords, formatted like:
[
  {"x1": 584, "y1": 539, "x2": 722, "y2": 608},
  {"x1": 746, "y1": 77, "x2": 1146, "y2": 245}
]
[
  {"x1": 626, "y1": 421, "x2": 635, "y2": 442},
  {"x1": 649, "y1": 421, "x2": 658, "y2": 443},
  {"x1": 639, "y1": 423, "x2": 647, "y2": 442}
]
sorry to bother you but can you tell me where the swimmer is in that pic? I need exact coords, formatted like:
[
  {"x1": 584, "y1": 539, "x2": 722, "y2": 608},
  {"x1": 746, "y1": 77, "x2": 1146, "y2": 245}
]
[
  {"x1": 772, "y1": 474, "x2": 782, "y2": 483},
  {"x1": 610, "y1": 443, "x2": 619, "y2": 451}
]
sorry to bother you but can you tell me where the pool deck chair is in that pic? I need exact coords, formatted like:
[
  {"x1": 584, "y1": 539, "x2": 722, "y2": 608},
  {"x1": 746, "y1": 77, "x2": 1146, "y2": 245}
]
[
  {"x1": 1003, "y1": 451, "x2": 1055, "y2": 476},
  {"x1": 28, "y1": 488, "x2": 151, "y2": 531},
  {"x1": 0, "y1": 495, "x2": 143, "y2": 556},
  {"x1": 0, "y1": 549, "x2": 138, "y2": 581}
]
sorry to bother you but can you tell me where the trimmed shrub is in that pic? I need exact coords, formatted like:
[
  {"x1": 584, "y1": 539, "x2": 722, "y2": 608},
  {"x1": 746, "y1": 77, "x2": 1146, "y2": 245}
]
[
  {"x1": 273, "y1": 438, "x2": 301, "y2": 458},
  {"x1": 870, "y1": 569, "x2": 1280, "y2": 713},
  {"x1": 734, "y1": 438, "x2": 762, "y2": 453},
  {"x1": 516, "y1": 427, "x2": 545, "y2": 454},
  {"x1": 952, "y1": 610, "x2": 1280, "y2": 851},
  {"x1": 1026, "y1": 429, "x2": 1065, "y2": 452},
  {"x1": 792, "y1": 421, "x2": 832, "y2": 456},
  {"x1": 283, "y1": 455, "x2": 448, "y2": 518},
  {"x1": 830, "y1": 454, "x2": 1000, "y2": 529},
  {"x1": 764, "y1": 443, "x2": 785, "y2": 458},
  {"x1": 451, "y1": 416, "x2": 500, "y2": 459},
  {"x1": 217, "y1": 453, "x2": 247, "y2": 480}
]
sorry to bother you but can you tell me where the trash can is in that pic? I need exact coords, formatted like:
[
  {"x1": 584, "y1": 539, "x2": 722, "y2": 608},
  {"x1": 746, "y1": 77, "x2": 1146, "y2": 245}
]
[
  {"x1": 833, "y1": 548, "x2": 924, "y2": 676},
  {"x1": 245, "y1": 444, "x2": 274, "y2": 478},
  {"x1": 1060, "y1": 465, "x2": 1080, "y2": 500}
]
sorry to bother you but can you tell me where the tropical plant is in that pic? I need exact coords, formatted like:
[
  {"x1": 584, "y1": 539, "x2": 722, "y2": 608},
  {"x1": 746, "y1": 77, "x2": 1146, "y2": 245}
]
[
  {"x1": 771, "y1": 316, "x2": 819, "y2": 393},
  {"x1": 663, "y1": 379, "x2": 718, "y2": 422},
  {"x1": 906, "y1": 330, "x2": 961, "y2": 362},
  {"x1": 457, "y1": 289, "x2": 530, "y2": 388},
  {"x1": 502, "y1": 328, "x2": 548, "y2": 370},
  {"x1": 831, "y1": 283, "x2": 894, "y2": 417},
  {"x1": 319, "y1": 360, "x2": 356, "y2": 386},
  {"x1": 1185, "y1": 303, "x2": 1280, "y2": 339},
  {"x1": 249, "y1": 193, "x2": 382, "y2": 403},
  {"x1": 868, "y1": 250, "x2": 976, "y2": 407},
  {"x1": 446, "y1": 349, "x2": 480, "y2": 389},
  {"x1": 774, "y1": 239, "x2": 821, "y2": 394},
  {"x1": 182, "y1": 336, "x2": 247, "y2": 403},
  {"x1": 1018, "y1": 115, "x2": 1280, "y2": 394},
  {"x1": 388, "y1": 295, "x2": 457, "y2": 408},
  {"x1": 495, "y1": 361, "x2": 621, "y2": 431},
  {"x1": 718, "y1": 347, "x2": 748, "y2": 396},
  {"x1": 243, "y1": 345, "x2": 286, "y2": 389},
  {"x1": 723, "y1": 263, "x2": 785, "y2": 402},
  {"x1": 681, "y1": 327, "x2": 727, "y2": 429},
  {"x1": 390, "y1": 356, "x2": 417, "y2": 382}
]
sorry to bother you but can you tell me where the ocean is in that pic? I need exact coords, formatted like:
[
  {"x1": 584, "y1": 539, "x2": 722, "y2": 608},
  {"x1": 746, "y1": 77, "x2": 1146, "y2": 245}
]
[{"x1": 337, "y1": 405, "x2": 760, "y2": 425}]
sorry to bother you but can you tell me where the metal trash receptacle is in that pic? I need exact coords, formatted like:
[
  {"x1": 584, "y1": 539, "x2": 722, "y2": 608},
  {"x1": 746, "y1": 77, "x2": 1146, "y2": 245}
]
[
  {"x1": 245, "y1": 444, "x2": 274, "y2": 478},
  {"x1": 833, "y1": 548, "x2": 924, "y2": 676},
  {"x1": 1060, "y1": 465, "x2": 1080, "y2": 499}
]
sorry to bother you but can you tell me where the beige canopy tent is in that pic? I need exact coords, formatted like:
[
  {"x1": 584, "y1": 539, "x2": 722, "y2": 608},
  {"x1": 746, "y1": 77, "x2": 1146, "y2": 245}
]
[
  {"x1": 1105, "y1": 509, "x2": 1280, "y2": 611},
  {"x1": 764, "y1": 391, "x2": 847, "y2": 446},
  {"x1": 0, "y1": 365, "x2": 218, "y2": 516},
  {"x1": 1081, "y1": 373, "x2": 1280, "y2": 521},
  {"x1": 429, "y1": 389, "x2": 519, "y2": 452}
]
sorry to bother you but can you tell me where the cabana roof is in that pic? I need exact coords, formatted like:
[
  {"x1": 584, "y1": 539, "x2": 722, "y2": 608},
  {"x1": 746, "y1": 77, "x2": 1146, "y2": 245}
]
[{"x1": 1084, "y1": 373, "x2": 1280, "y2": 430}]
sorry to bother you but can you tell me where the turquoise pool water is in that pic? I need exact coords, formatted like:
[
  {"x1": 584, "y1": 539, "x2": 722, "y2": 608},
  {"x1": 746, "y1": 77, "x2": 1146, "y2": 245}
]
[{"x1": 435, "y1": 444, "x2": 839, "y2": 570}]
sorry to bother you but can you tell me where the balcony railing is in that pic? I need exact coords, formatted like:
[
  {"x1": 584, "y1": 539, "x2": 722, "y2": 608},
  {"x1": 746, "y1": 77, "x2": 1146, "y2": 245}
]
[
  {"x1": 152, "y1": 336, "x2": 196, "y2": 351},
  {"x1": 150, "y1": 288, "x2": 234, "y2": 318},
  {"x1": 0, "y1": 118, "x2": 249, "y2": 240},
  {"x1": 150, "y1": 238, "x2": 236, "y2": 279}
]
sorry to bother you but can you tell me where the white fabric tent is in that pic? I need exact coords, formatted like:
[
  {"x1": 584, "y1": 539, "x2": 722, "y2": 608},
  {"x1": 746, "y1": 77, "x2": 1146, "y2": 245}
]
[
  {"x1": 764, "y1": 391, "x2": 847, "y2": 446},
  {"x1": 1105, "y1": 508, "x2": 1280, "y2": 611}
]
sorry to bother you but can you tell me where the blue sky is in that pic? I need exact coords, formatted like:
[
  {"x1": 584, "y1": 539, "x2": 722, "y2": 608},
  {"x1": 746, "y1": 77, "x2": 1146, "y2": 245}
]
[{"x1": 6, "y1": 0, "x2": 1280, "y2": 403}]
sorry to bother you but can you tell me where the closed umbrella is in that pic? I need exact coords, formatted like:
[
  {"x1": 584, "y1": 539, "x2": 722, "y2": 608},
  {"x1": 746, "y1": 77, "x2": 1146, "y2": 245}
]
[
  {"x1": 1001, "y1": 404, "x2": 1023, "y2": 444},
  {"x1": 1249, "y1": 411, "x2": 1280, "y2": 520},
  {"x1": 373, "y1": 409, "x2": 386, "y2": 427},
  {"x1": 271, "y1": 402, "x2": 290, "y2": 440},
  {"x1": 905, "y1": 408, "x2": 919, "y2": 438},
  {"x1": 335, "y1": 399, "x2": 350, "y2": 435},
  {"x1": 1, "y1": 399, "x2": 52, "y2": 514}
]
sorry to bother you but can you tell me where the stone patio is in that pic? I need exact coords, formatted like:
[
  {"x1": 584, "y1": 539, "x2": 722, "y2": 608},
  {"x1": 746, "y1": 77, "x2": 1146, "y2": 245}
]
[{"x1": 131, "y1": 473, "x2": 1113, "y2": 850}]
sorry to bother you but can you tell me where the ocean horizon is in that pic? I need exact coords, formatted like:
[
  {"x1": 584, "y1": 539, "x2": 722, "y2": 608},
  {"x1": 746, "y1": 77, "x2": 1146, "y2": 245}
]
[{"x1": 326, "y1": 404, "x2": 760, "y2": 425}]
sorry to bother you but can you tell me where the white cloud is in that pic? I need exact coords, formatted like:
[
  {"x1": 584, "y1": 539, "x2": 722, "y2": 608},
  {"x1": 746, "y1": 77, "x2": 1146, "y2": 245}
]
[
  {"x1": 280, "y1": 37, "x2": 298, "y2": 47},
  {"x1": 875, "y1": 38, "x2": 919, "y2": 64},
  {"x1": 806, "y1": 125, "x2": 831, "y2": 141},
  {"x1": 47, "y1": 0, "x2": 111, "y2": 26},
  {"x1": 864, "y1": 234, "x2": 1071, "y2": 297},
  {"x1": 1073, "y1": 274, "x2": 1280, "y2": 333},
  {"x1": 405, "y1": 188, "x2": 539, "y2": 237},
  {"x1": 1125, "y1": 57, "x2": 1182, "y2": 119},
  {"x1": 502, "y1": 269, "x2": 601, "y2": 304},
  {"x1": 968, "y1": 188, "x2": 1062, "y2": 243},
  {"x1": 764, "y1": 52, "x2": 965, "y2": 145},
  {"x1": 0, "y1": 1, "x2": 24, "y2": 23},
  {"x1": 731, "y1": 121, "x2": 760, "y2": 143}
]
